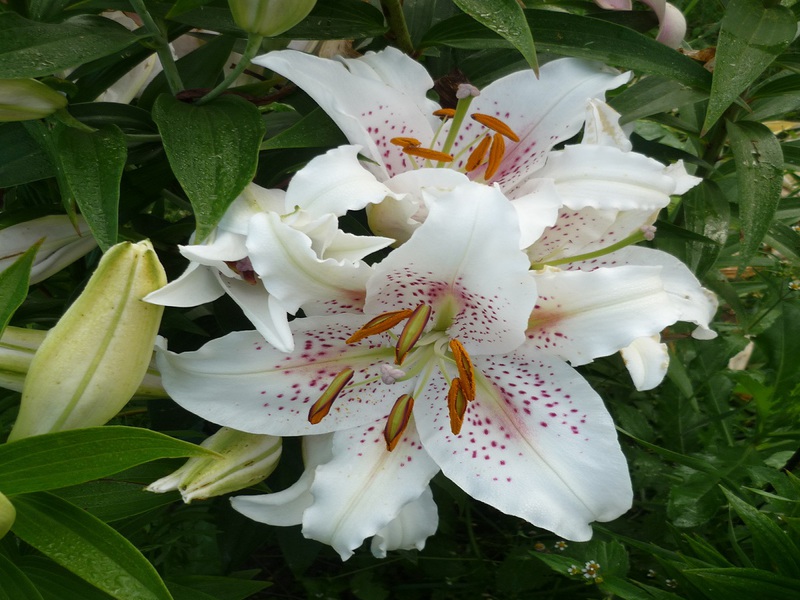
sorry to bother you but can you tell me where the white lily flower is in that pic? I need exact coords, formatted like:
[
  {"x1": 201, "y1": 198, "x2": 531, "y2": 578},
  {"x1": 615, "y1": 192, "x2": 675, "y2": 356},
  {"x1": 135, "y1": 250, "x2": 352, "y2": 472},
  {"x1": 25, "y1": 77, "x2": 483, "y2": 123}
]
[
  {"x1": 158, "y1": 183, "x2": 638, "y2": 558},
  {"x1": 145, "y1": 158, "x2": 394, "y2": 352},
  {"x1": 0, "y1": 215, "x2": 97, "y2": 284}
]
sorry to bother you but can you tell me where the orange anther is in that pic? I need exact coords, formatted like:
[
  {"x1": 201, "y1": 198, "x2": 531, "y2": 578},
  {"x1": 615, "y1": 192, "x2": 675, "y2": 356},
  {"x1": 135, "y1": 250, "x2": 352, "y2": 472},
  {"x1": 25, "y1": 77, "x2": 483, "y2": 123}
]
[
  {"x1": 448, "y1": 339, "x2": 476, "y2": 401},
  {"x1": 471, "y1": 113, "x2": 520, "y2": 142},
  {"x1": 433, "y1": 108, "x2": 457, "y2": 119},
  {"x1": 447, "y1": 378, "x2": 468, "y2": 435},
  {"x1": 346, "y1": 309, "x2": 414, "y2": 344},
  {"x1": 395, "y1": 304, "x2": 431, "y2": 365},
  {"x1": 384, "y1": 394, "x2": 414, "y2": 451},
  {"x1": 484, "y1": 133, "x2": 505, "y2": 180},
  {"x1": 465, "y1": 136, "x2": 491, "y2": 172},
  {"x1": 402, "y1": 146, "x2": 455, "y2": 162},
  {"x1": 390, "y1": 137, "x2": 422, "y2": 148},
  {"x1": 308, "y1": 368, "x2": 354, "y2": 424}
]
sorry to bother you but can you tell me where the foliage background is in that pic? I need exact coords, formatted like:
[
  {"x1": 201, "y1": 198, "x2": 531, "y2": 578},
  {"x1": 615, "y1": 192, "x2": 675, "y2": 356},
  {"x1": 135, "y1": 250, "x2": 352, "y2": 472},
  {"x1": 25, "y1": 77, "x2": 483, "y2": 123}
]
[{"x1": 1, "y1": 0, "x2": 800, "y2": 598}]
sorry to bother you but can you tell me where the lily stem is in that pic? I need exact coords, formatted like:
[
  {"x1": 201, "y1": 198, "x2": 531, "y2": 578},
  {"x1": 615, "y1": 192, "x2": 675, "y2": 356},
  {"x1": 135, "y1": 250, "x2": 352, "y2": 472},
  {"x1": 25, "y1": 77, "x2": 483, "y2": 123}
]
[
  {"x1": 380, "y1": 0, "x2": 415, "y2": 56},
  {"x1": 128, "y1": 0, "x2": 184, "y2": 95},
  {"x1": 196, "y1": 33, "x2": 264, "y2": 106},
  {"x1": 531, "y1": 230, "x2": 648, "y2": 270}
]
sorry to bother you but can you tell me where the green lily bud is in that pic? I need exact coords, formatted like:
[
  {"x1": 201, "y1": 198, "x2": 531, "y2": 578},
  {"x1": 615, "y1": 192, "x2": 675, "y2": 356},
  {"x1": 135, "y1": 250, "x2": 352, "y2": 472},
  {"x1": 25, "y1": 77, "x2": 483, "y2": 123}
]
[
  {"x1": 228, "y1": 0, "x2": 317, "y2": 37},
  {"x1": 0, "y1": 326, "x2": 167, "y2": 399},
  {"x1": 8, "y1": 240, "x2": 167, "y2": 441},
  {"x1": 0, "y1": 78, "x2": 67, "y2": 122},
  {"x1": 147, "y1": 427, "x2": 282, "y2": 502},
  {"x1": 0, "y1": 492, "x2": 14, "y2": 539}
]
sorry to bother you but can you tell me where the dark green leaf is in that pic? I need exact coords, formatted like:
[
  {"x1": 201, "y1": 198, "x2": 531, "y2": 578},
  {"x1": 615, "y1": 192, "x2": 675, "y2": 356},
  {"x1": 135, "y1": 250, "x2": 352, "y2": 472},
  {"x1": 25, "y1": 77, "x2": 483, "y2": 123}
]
[
  {"x1": 11, "y1": 493, "x2": 173, "y2": 600},
  {"x1": 53, "y1": 479, "x2": 180, "y2": 523},
  {"x1": 702, "y1": 0, "x2": 796, "y2": 133},
  {"x1": 166, "y1": 0, "x2": 215, "y2": 18},
  {"x1": 0, "y1": 426, "x2": 212, "y2": 495},
  {"x1": 0, "y1": 554, "x2": 44, "y2": 600},
  {"x1": 727, "y1": 120, "x2": 783, "y2": 262},
  {"x1": 766, "y1": 222, "x2": 800, "y2": 263},
  {"x1": 153, "y1": 93, "x2": 265, "y2": 240},
  {"x1": 683, "y1": 567, "x2": 800, "y2": 599},
  {"x1": 52, "y1": 123, "x2": 127, "y2": 251},
  {"x1": 166, "y1": 575, "x2": 271, "y2": 600},
  {"x1": 453, "y1": 0, "x2": 537, "y2": 72},
  {"x1": 19, "y1": 556, "x2": 116, "y2": 600},
  {"x1": 610, "y1": 76, "x2": 707, "y2": 124},
  {"x1": 0, "y1": 123, "x2": 54, "y2": 187},
  {"x1": 756, "y1": 302, "x2": 800, "y2": 423},
  {"x1": 680, "y1": 181, "x2": 730, "y2": 277},
  {"x1": 0, "y1": 241, "x2": 41, "y2": 336},
  {"x1": 421, "y1": 10, "x2": 711, "y2": 91},
  {"x1": 261, "y1": 108, "x2": 347, "y2": 150},
  {"x1": 0, "y1": 13, "x2": 140, "y2": 78}
]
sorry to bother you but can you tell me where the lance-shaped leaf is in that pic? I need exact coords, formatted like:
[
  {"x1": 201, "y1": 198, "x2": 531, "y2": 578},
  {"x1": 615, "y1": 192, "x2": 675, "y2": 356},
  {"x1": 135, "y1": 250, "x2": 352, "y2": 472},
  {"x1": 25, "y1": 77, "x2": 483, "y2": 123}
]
[
  {"x1": 0, "y1": 554, "x2": 42, "y2": 600},
  {"x1": 153, "y1": 94, "x2": 266, "y2": 241},
  {"x1": 727, "y1": 120, "x2": 783, "y2": 263},
  {"x1": 702, "y1": 0, "x2": 796, "y2": 133},
  {"x1": 0, "y1": 427, "x2": 213, "y2": 495},
  {"x1": 0, "y1": 13, "x2": 141, "y2": 79},
  {"x1": 11, "y1": 493, "x2": 173, "y2": 600},
  {"x1": 52, "y1": 123, "x2": 126, "y2": 251},
  {"x1": 0, "y1": 240, "x2": 40, "y2": 336},
  {"x1": 453, "y1": 0, "x2": 537, "y2": 73}
]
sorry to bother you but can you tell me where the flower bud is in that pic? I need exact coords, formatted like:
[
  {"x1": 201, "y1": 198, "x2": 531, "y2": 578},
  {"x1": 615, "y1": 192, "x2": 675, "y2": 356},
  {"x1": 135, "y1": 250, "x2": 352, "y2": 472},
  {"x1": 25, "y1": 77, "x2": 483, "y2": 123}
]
[
  {"x1": 0, "y1": 492, "x2": 14, "y2": 539},
  {"x1": 0, "y1": 78, "x2": 68, "y2": 121},
  {"x1": 8, "y1": 240, "x2": 166, "y2": 441},
  {"x1": 0, "y1": 215, "x2": 97, "y2": 284},
  {"x1": 147, "y1": 427, "x2": 282, "y2": 502},
  {"x1": 228, "y1": 0, "x2": 317, "y2": 37}
]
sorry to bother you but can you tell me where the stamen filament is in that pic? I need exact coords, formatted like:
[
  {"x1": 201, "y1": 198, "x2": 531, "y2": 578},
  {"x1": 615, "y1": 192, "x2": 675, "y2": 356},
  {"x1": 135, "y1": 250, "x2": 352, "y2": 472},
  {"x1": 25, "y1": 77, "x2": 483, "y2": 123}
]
[
  {"x1": 484, "y1": 133, "x2": 505, "y2": 180},
  {"x1": 529, "y1": 229, "x2": 649, "y2": 270},
  {"x1": 396, "y1": 304, "x2": 432, "y2": 365},
  {"x1": 308, "y1": 368, "x2": 354, "y2": 424},
  {"x1": 448, "y1": 339, "x2": 476, "y2": 401},
  {"x1": 465, "y1": 135, "x2": 491, "y2": 172},
  {"x1": 347, "y1": 309, "x2": 414, "y2": 344},
  {"x1": 471, "y1": 113, "x2": 520, "y2": 142},
  {"x1": 384, "y1": 394, "x2": 414, "y2": 451}
]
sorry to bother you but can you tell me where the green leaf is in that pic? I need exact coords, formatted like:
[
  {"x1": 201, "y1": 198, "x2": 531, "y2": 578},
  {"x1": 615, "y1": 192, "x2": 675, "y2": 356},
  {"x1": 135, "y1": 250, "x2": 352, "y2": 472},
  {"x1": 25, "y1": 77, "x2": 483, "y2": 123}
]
[
  {"x1": 610, "y1": 76, "x2": 707, "y2": 124},
  {"x1": 0, "y1": 240, "x2": 41, "y2": 336},
  {"x1": 277, "y1": 0, "x2": 388, "y2": 40},
  {"x1": 702, "y1": 0, "x2": 796, "y2": 133},
  {"x1": 166, "y1": 0, "x2": 214, "y2": 18},
  {"x1": 53, "y1": 479, "x2": 180, "y2": 523},
  {"x1": 421, "y1": 10, "x2": 711, "y2": 91},
  {"x1": 261, "y1": 108, "x2": 347, "y2": 150},
  {"x1": 680, "y1": 181, "x2": 730, "y2": 277},
  {"x1": 52, "y1": 123, "x2": 127, "y2": 251},
  {"x1": 452, "y1": 0, "x2": 537, "y2": 73},
  {"x1": 19, "y1": 556, "x2": 116, "y2": 600},
  {"x1": 0, "y1": 123, "x2": 53, "y2": 187},
  {"x1": 0, "y1": 554, "x2": 44, "y2": 600},
  {"x1": 683, "y1": 568, "x2": 800, "y2": 599},
  {"x1": 153, "y1": 93, "x2": 265, "y2": 240},
  {"x1": 11, "y1": 492, "x2": 173, "y2": 600},
  {"x1": 166, "y1": 575, "x2": 271, "y2": 600},
  {"x1": 727, "y1": 120, "x2": 783, "y2": 262},
  {"x1": 0, "y1": 426, "x2": 212, "y2": 495},
  {"x1": 0, "y1": 13, "x2": 140, "y2": 78}
]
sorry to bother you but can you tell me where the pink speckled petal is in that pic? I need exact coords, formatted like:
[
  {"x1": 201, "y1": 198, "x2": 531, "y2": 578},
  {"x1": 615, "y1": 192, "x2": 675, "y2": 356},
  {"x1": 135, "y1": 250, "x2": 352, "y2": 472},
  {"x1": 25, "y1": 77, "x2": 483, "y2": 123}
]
[
  {"x1": 254, "y1": 49, "x2": 438, "y2": 179},
  {"x1": 285, "y1": 146, "x2": 397, "y2": 217},
  {"x1": 370, "y1": 486, "x2": 438, "y2": 557},
  {"x1": 443, "y1": 59, "x2": 630, "y2": 190},
  {"x1": 246, "y1": 212, "x2": 372, "y2": 315},
  {"x1": 157, "y1": 315, "x2": 407, "y2": 435},
  {"x1": 144, "y1": 262, "x2": 224, "y2": 307},
  {"x1": 415, "y1": 349, "x2": 632, "y2": 541},
  {"x1": 231, "y1": 434, "x2": 332, "y2": 526},
  {"x1": 218, "y1": 276, "x2": 294, "y2": 353},
  {"x1": 366, "y1": 183, "x2": 537, "y2": 356},
  {"x1": 527, "y1": 265, "x2": 679, "y2": 365},
  {"x1": 570, "y1": 247, "x2": 718, "y2": 339},
  {"x1": 620, "y1": 335, "x2": 670, "y2": 391},
  {"x1": 302, "y1": 419, "x2": 439, "y2": 560},
  {"x1": 508, "y1": 178, "x2": 561, "y2": 249}
]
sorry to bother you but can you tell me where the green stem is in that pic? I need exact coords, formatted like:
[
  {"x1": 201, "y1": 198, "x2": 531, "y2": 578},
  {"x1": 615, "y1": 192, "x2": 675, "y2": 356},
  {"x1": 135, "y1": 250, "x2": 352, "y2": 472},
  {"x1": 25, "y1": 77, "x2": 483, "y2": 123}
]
[
  {"x1": 196, "y1": 33, "x2": 264, "y2": 106},
  {"x1": 129, "y1": 0, "x2": 184, "y2": 95},
  {"x1": 380, "y1": 0, "x2": 415, "y2": 55},
  {"x1": 530, "y1": 230, "x2": 648, "y2": 270}
]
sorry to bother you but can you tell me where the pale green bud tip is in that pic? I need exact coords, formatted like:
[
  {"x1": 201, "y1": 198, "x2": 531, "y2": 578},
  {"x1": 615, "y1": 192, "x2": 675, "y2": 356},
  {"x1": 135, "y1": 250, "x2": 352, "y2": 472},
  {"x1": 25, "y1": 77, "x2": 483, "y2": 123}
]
[
  {"x1": 0, "y1": 492, "x2": 15, "y2": 539},
  {"x1": 8, "y1": 240, "x2": 167, "y2": 441},
  {"x1": 147, "y1": 427, "x2": 282, "y2": 502},
  {"x1": 0, "y1": 79, "x2": 67, "y2": 122},
  {"x1": 228, "y1": 0, "x2": 317, "y2": 37}
]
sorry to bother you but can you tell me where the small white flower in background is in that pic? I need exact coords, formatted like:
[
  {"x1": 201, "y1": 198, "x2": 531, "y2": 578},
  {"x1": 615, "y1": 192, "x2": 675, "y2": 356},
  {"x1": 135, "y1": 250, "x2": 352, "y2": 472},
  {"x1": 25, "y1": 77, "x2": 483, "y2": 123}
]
[
  {"x1": 9, "y1": 240, "x2": 165, "y2": 441},
  {"x1": 582, "y1": 560, "x2": 601, "y2": 580},
  {"x1": 147, "y1": 427, "x2": 282, "y2": 502},
  {"x1": 0, "y1": 215, "x2": 97, "y2": 284},
  {"x1": 594, "y1": 0, "x2": 687, "y2": 48},
  {"x1": 554, "y1": 540, "x2": 568, "y2": 551}
]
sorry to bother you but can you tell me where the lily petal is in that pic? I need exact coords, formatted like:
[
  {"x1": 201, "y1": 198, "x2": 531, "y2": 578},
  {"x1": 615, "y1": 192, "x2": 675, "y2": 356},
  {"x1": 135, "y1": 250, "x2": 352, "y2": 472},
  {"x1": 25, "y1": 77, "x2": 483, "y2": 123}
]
[
  {"x1": 144, "y1": 262, "x2": 224, "y2": 307},
  {"x1": 367, "y1": 183, "x2": 537, "y2": 356},
  {"x1": 527, "y1": 265, "x2": 680, "y2": 365},
  {"x1": 371, "y1": 486, "x2": 438, "y2": 558},
  {"x1": 302, "y1": 419, "x2": 439, "y2": 560},
  {"x1": 180, "y1": 229, "x2": 248, "y2": 265},
  {"x1": 620, "y1": 335, "x2": 670, "y2": 391},
  {"x1": 416, "y1": 348, "x2": 632, "y2": 541}
]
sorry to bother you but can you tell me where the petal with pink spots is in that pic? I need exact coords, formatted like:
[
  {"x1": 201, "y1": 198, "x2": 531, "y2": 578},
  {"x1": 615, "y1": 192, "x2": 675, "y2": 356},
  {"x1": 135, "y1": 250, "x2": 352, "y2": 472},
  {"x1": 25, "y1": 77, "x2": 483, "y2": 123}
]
[{"x1": 415, "y1": 349, "x2": 632, "y2": 541}]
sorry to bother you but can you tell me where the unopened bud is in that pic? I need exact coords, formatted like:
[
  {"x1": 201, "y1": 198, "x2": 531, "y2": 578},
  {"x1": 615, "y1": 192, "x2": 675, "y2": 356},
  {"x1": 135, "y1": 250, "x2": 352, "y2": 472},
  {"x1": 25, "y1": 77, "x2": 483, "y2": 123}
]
[
  {"x1": 147, "y1": 427, "x2": 282, "y2": 502},
  {"x1": 228, "y1": 0, "x2": 317, "y2": 37},
  {"x1": 8, "y1": 240, "x2": 167, "y2": 441},
  {"x1": 0, "y1": 492, "x2": 15, "y2": 539},
  {"x1": 0, "y1": 78, "x2": 67, "y2": 121}
]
